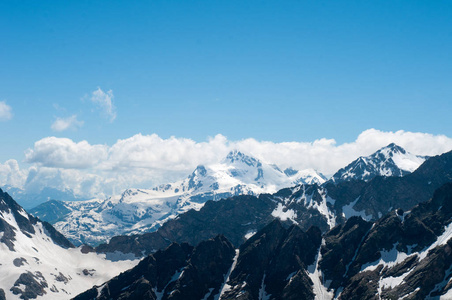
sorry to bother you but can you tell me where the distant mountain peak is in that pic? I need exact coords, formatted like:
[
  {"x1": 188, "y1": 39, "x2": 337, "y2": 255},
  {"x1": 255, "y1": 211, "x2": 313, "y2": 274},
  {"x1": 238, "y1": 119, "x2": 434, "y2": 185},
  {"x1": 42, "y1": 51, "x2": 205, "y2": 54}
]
[
  {"x1": 284, "y1": 167, "x2": 298, "y2": 177},
  {"x1": 331, "y1": 143, "x2": 428, "y2": 182},
  {"x1": 191, "y1": 165, "x2": 207, "y2": 177},
  {"x1": 223, "y1": 150, "x2": 260, "y2": 167},
  {"x1": 384, "y1": 142, "x2": 400, "y2": 149},
  {"x1": 377, "y1": 143, "x2": 407, "y2": 156}
]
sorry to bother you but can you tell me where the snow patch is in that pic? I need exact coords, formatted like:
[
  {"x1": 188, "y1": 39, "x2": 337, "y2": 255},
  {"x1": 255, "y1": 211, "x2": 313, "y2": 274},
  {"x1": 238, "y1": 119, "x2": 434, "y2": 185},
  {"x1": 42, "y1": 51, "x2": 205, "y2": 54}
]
[
  {"x1": 307, "y1": 239, "x2": 334, "y2": 300},
  {"x1": 215, "y1": 249, "x2": 239, "y2": 299},
  {"x1": 258, "y1": 273, "x2": 271, "y2": 300},
  {"x1": 271, "y1": 203, "x2": 297, "y2": 223},
  {"x1": 419, "y1": 222, "x2": 452, "y2": 260},
  {"x1": 361, "y1": 243, "x2": 411, "y2": 272},
  {"x1": 342, "y1": 197, "x2": 372, "y2": 221},
  {"x1": 244, "y1": 230, "x2": 257, "y2": 240},
  {"x1": 202, "y1": 288, "x2": 215, "y2": 300}
]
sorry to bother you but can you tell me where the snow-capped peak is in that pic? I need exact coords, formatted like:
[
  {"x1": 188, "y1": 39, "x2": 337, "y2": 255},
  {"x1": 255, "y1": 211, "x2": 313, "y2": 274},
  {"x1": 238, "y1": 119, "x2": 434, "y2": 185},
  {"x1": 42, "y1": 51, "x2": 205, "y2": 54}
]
[
  {"x1": 331, "y1": 143, "x2": 428, "y2": 182},
  {"x1": 291, "y1": 168, "x2": 328, "y2": 185},
  {"x1": 222, "y1": 150, "x2": 261, "y2": 167}
]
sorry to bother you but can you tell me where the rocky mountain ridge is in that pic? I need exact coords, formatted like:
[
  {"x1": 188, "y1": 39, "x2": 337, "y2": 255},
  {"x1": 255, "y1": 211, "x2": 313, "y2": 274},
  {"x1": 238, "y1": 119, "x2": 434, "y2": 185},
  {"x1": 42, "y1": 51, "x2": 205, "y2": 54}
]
[
  {"x1": 76, "y1": 181, "x2": 452, "y2": 299},
  {"x1": 94, "y1": 149, "x2": 451, "y2": 258}
]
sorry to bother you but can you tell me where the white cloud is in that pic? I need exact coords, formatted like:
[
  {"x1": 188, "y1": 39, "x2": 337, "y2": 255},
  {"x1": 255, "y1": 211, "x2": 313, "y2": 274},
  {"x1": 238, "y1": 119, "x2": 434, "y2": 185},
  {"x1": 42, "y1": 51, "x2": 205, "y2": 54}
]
[
  {"x1": 25, "y1": 137, "x2": 108, "y2": 169},
  {"x1": 90, "y1": 87, "x2": 116, "y2": 122},
  {"x1": 6, "y1": 129, "x2": 452, "y2": 201},
  {"x1": 105, "y1": 133, "x2": 229, "y2": 171},
  {"x1": 0, "y1": 101, "x2": 13, "y2": 121},
  {"x1": 0, "y1": 159, "x2": 27, "y2": 187},
  {"x1": 51, "y1": 115, "x2": 84, "y2": 132},
  {"x1": 231, "y1": 129, "x2": 452, "y2": 175}
]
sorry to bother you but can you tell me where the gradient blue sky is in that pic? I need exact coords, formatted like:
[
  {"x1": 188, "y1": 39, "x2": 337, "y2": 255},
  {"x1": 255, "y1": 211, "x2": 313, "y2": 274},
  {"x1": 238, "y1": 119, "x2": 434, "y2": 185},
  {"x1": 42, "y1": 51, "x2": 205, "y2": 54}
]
[{"x1": 1, "y1": 0, "x2": 451, "y2": 163}]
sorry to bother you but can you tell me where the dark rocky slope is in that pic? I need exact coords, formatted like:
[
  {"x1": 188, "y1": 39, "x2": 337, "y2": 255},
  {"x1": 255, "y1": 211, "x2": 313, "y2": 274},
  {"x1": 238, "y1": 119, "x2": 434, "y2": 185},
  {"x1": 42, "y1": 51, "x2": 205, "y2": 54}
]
[
  {"x1": 77, "y1": 182, "x2": 452, "y2": 299},
  {"x1": 74, "y1": 235, "x2": 235, "y2": 300},
  {"x1": 221, "y1": 220, "x2": 321, "y2": 300},
  {"x1": 75, "y1": 220, "x2": 322, "y2": 300}
]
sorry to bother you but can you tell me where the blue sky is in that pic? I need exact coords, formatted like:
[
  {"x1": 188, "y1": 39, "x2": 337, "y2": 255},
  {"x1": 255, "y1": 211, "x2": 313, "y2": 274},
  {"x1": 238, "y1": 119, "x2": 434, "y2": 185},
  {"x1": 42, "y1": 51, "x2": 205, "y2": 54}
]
[
  {"x1": 1, "y1": 1, "x2": 452, "y2": 198},
  {"x1": 2, "y1": 1, "x2": 451, "y2": 148}
]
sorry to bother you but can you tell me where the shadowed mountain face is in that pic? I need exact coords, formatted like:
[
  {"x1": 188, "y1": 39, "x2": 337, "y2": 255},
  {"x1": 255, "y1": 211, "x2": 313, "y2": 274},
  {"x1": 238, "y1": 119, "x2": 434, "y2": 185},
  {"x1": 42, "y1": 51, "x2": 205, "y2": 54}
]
[
  {"x1": 333, "y1": 182, "x2": 452, "y2": 300},
  {"x1": 221, "y1": 221, "x2": 322, "y2": 300},
  {"x1": 75, "y1": 221, "x2": 323, "y2": 300},
  {"x1": 74, "y1": 236, "x2": 236, "y2": 300},
  {"x1": 77, "y1": 183, "x2": 452, "y2": 299},
  {"x1": 95, "y1": 150, "x2": 452, "y2": 259}
]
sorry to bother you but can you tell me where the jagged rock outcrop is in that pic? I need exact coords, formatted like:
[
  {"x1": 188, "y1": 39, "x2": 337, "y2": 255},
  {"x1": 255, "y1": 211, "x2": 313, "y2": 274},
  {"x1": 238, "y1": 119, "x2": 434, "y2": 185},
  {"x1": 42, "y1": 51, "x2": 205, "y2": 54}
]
[
  {"x1": 10, "y1": 271, "x2": 48, "y2": 300},
  {"x1": 337, "y1": 182, "x2": 452, "y2": 299},
  {"x1": 319, "y1": 216, "x2": 373, "y2": 290},
  {"x1": 221, "y1": 220, "x2": 322, "y2": 299},
  {"x1": 76, "y1": 220, "x2": 322, "y2": 300},
  {"x1": 75, "y1": 235, "x2": 235, "y2": 300}
]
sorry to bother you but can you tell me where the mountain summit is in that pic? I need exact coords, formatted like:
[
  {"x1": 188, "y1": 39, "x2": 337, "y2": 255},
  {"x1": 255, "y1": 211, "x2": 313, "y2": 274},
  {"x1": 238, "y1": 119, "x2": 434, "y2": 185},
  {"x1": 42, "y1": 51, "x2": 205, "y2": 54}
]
[{"x1": 331, "y1": 143, "x2": 428, "y2": 182}]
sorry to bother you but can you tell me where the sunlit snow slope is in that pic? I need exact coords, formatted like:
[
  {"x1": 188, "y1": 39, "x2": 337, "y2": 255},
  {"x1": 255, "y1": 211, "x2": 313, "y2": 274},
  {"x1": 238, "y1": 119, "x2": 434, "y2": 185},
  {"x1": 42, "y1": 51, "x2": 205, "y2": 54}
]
[{"x1": 0, "y1": 188, "x2": 137, "y2": 300}]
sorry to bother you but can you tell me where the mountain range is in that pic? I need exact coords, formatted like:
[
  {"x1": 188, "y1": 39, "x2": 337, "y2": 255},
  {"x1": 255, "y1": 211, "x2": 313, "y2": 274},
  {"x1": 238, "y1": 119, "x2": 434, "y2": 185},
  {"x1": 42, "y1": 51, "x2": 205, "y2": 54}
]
[
  {"x1": 30, "y1": 145, "x2": 426, "y2": 247},
  {"x1": 93, "y1": 144, "x2": 443, "y2": 258},
  {"x1": 0, "y1": 143, "x2": 447, "y2": 299},
  {"x1": 30, "y1": 150, "x2": 326, "y2": 246},
  {"x1": 76, "y1": 182, "x2": 452, "y2": 299},
  {"x1": 1, "y1": 186, "x2": 86, "y2": 210}
]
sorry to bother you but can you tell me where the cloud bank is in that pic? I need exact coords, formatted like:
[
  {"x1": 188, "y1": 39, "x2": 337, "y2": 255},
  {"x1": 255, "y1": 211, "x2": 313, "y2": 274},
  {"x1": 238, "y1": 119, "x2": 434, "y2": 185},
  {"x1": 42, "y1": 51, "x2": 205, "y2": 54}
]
[{"x1": 1, "y1": 129, "x2": 451, "y2": 201}]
